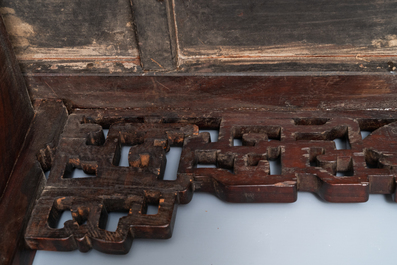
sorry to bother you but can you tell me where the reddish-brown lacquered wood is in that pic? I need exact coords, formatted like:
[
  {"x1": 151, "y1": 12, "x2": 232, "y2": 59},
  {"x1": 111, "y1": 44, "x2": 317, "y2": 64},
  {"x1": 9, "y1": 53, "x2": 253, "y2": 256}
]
[
  {"x1": 0, "y1": 100, "x2": 67, "y2": 265},
  {"x1": 25, "y1": 107, "x2": 397, "y2": 254},
  {"x1": 26, "y1": 114, "x2": 197, "y2": 253},
  {"x1": 26, "y1": 74, "x2": 397, "y2": 111},
  {"x1": 0, "y1": 15, "x2": 34, "y2": 196}
]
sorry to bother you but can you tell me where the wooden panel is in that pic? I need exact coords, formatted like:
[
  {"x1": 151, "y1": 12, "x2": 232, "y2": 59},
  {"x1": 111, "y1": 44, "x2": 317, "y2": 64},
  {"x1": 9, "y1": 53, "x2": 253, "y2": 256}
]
[
  {"x1": 27, "y1": 75, "x2": 397, "y2": 111},
  {"x1": 131, "y1": 0, "x2": 177, "y2": 71},
  {"x1": 0, "y1": 15, "x2": 33, "y2": 197},
  {"x1": 0, "y1": 100, "x2": 68, "y2": 265},
  {"x1": 2, "y1": 0, "x2": 397, "y2": 72},
  {"x1": 0, "y1": 0, "x2": 140, "y2": 73},
  {"x1": 173, "y1": 0, "x2": 397, "y2": 71}
]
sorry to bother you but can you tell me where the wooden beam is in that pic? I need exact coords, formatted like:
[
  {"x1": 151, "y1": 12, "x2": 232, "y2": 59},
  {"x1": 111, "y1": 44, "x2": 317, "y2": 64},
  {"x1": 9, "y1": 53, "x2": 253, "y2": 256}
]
[{"x1": 26, "y1": 74, "x2": 397, "y2": 111}]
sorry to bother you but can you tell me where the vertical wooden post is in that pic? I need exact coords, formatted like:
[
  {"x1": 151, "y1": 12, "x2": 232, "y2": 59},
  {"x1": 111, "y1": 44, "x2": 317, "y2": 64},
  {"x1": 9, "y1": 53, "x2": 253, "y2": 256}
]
[
  {"x1": 0, "y1": 14, "x2": 68, "y2": 265},
  {"x1": 0, "y1": 14, "x2": 34, "y2": 196},
  {"x1": 130, "y1": 0, "x2": 178, "y2": 71}
]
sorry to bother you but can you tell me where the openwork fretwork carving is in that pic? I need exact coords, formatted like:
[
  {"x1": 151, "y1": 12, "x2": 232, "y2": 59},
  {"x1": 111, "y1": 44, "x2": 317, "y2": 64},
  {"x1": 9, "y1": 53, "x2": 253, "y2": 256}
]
[{"x1": 26, "y1": 110, "x2": 397, "y2": 253}]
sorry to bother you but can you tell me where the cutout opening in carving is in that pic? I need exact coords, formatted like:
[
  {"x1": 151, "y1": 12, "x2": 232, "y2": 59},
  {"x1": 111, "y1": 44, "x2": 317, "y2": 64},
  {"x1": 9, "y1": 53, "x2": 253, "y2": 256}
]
[
  {"x1": 310, "y1": 160, "x2": 317, "y2": 167},
  {"x1": 103, "y1": 129, "x2": 109, "y2": 138},
  {"x1": 294, "y1": 118, "x2": 330, "y2": 125},
  {"x1": 101, "y1": 211, "x2": 129, "y2": 232},
  {"x1": 365, "y1": 149, "x2": 383, "y2": 169},
  {"x1": 143, "y1": 201, "x2": 159, "y2": 215},
  {"x1": 360, "y1": 130, "x2": 372, "y2": 140},
  {"x1": 333, "y1": 135, "x2": 351, "y2": 150},
  {"x1": 48, "y1": 209, "x2": 73, "y2": 229},
  {"x1": 147, "y1": 204, "x2": 159, "y2": 215},
  {"x1": 309, "y1": 147, "x2": 325, "y2": 167},
  {"x1": 75, "y1": 215, "x2": 87, "y2": 226},
  {"x1": 119, "y1": 144, "x2": 134, "y2": 167},
  {"x1": 269, "y1": 156, "x2": 282, "y2": 175},
  {"x1": 44, "y1": 170, "x2": 51, "y2": 179},
  {"x1": 199, "y1": 129, "x2": 219, "y2": 143},
  {"x1": 197, "y1": 163, "x2": 217, "y2": 168},
  {"x1": 163, "y1": 147, "x2": 182, "y2": 180},
  {"x1": 233, "y1": 138, "x2": 243, "y2": 146},
  {"x1": 335, "y1": 171, "x2": 354, "y2": 177},
  {"x1": 63, "y1": 165, "x2": 96, "y2": 179}
]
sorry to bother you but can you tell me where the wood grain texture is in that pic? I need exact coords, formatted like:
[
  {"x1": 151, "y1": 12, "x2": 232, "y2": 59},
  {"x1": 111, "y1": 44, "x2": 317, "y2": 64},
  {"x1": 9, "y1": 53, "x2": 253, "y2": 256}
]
[
  {"x1": 2, "y1": 0, "x2": 397, "y2": 72},
  {"x1": 0, "y1": 14, "x2": 33, "y2": 198},
  {"x1": 174, "y1": 0, "x2": 397, "y2": 70},
  {"x1": 26, "y1": 115, "x2": 196, "y2": 253},
  {"x1": 131, "y1": 0, "x2": 176, "y2": 71},
  {"x1": 26, "y1": 74, "x2": 397, "y2": 111},
  {"x1": 176, "y1": 0, "x2": 397, "y2": 49},
  {"x1": 25, "y1": 107, "x2": 397, "y2": 254},
  {"x1": 0, "y1": 99, "x2": 67, "y2": 264},
  {"x1": 0, "y1": 0, "x2": 141, "y2": 73}
]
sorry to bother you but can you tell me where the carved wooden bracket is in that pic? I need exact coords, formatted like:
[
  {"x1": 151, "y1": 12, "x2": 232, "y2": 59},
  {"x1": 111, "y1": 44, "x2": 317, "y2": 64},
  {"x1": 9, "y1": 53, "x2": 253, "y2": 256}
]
[{"x1": 25, "y1": 109, "x2": 397, "y2": 254}]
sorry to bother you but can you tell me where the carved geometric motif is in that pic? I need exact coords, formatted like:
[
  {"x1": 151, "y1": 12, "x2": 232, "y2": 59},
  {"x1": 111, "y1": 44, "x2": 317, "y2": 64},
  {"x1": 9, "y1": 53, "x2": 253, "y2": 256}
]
[{"x1": 26, "y1": 110, "x2": 397, "y2": 254}]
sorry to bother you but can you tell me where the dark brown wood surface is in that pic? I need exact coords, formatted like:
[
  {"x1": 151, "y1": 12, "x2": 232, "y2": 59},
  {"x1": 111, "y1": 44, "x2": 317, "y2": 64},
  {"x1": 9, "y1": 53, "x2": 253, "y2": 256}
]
[
  {"x1": 0, "y1": 100, "x2": 67, "y2": 265},
  {"x1": 0, "y1": 15, "x2": 33, "y2": 200},
  {"x1": 24, "y1": 106, "x2": 397, "y2": 254},
  {"x1": 1, "y1": 0, "x2": 397, "y2": 261},
  {"x1": 2, "y1": 0, "x2": 397, "y2": 73},
  {"x1": 174, "y1": 0, "x2": 397, "y2": 71},
  {"x1": 26, "y1": 74, "x2": 397, "y2": 111},
  {"x1": 0, "y1": 0, "x2": 140, "y2": 73},
  {"x1": 176, "y1": 0, "x2": 397, "y2": 49},
  {"x1": 131, "y1": 0, "x2": 177, "y2": 71}
]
